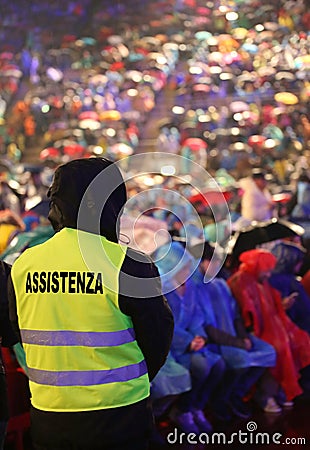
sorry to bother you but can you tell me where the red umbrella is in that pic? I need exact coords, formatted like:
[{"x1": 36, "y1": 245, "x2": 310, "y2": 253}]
[
  {"x1": 109, "y1": 61, "x2": 125, "y2": 71},
  {"x1": 40, "y1": 147, "x2": 61, "y2": 161},
  {"x1": 182, "y1": 138, "x2": 208, "y2": 151},
  {"x1": 248, "y1": 135, "x2": 267, "y2": 147},
  {"x1": 63, "y1": 144, "x2": 85, "y2": 157},
  {"x1": 78, "y1": 111, "x2": 100, "y2": 121},
  {"x1": 196, "y1": 6, "x2": 211, "y2": 15},
  {"x1": 189, "y1": 190, "x2": 233, "y2": 206}
]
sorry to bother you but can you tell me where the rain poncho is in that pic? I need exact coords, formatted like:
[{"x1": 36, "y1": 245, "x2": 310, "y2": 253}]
[
  {"x1": 228, "y1": 249, "x2": 310, "y2": 400},
  {"x1": 165, "y1": 281, "x2": 221, "y2": 370},
  {"x1": 270, "y1": 242, "x2": 310, "y2": 334},
  {"x1": 154, "y1": 242, "x2": 221, "y2": 370},
  {"x1": 150, "y1": 353, "x2": 191, "y2": 400},
  {"x1": 192, "y1": 272, "x2": 276, "y2": 369}
]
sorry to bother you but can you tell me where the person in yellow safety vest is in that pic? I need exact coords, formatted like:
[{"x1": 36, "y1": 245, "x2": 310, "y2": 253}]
[{"x1": 8, "y1": 158, "x2": 174, "y2": 450}]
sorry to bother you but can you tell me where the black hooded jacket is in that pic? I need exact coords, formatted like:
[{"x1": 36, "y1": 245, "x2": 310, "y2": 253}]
[{"x1": 8, "y1": 158, "x2": 174, "y2": 448}]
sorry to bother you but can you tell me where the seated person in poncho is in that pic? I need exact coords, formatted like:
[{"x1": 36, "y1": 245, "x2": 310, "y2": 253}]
[
  {"x1": 190, "y1": 242, "x2": 276, "y2": 420},
  {"x1": 153, "y1": 242, "x2": 226, "y2": 435},
  {"x1": 228, "y1": 249, "x2": 310, "y2": 410}
]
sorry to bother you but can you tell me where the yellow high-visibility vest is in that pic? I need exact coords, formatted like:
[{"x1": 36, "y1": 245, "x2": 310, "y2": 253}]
[{"x1": 11, "y1": 227, "x2": 149, "y2": 412}]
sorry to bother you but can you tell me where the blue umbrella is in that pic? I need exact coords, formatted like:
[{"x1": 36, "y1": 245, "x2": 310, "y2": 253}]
[
  {"x1": 128, "y1": 53, "x2": 145, "y2": 62},
  {"x1": 80, "y1": 36, "x2": 97, "y2": 46},
  {"x1": 241, "y1": 43, "x2": 258, "y2": 54},
  {"x1": 195, "y1": 31, "x2": 212, "y2": 41}
]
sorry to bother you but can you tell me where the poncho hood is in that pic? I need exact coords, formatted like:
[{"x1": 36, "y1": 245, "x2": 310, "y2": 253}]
[{"x1": 239, "y1": 249, "x2": 277, "y2": 276}]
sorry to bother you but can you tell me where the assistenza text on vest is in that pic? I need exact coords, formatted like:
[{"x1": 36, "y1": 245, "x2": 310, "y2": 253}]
[{"x1": 25, "y1": 271, "x2": 104, "y2": 294}]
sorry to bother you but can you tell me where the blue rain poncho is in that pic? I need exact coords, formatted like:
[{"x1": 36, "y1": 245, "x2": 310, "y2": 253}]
[
  {"x1": 150, "y1": 353, "x2": 191, "y2": 400},
  {"x1": 192, "y1": 271, "x2": 276, "y2": 369},
  {"x1": 154, "y1": 242, "x2": 221, "y2": 369},
  {"x1": 165, "y1": 283, "x2": 222, "y2": 370}
]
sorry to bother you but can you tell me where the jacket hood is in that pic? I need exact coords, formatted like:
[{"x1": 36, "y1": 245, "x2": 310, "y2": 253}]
[{"x1": 47, "y1": 158, "x2": 127, "y2": 243}]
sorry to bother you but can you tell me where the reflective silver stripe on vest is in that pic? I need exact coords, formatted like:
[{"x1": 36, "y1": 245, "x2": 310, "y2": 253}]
[
  {"x1": 21, "y1": 328, "x2": 135, "y2": 347},
  {"x1": 27, "y1": 360, "x2": 148, "y2": 386}
]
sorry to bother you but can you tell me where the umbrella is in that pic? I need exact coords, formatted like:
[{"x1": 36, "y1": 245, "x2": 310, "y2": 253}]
[
  {"x1": 194, "y1": 31, "x2": 213, "y2": 41},
  {"x1": 208, "y1": 52, "x2": 224, "y2": 64},
  {"x1": 124, "y1": 70, "x2": 143, "y2": 82},
  {"x1": 275, "y1": 71, "x2": 296, "y2": 81},
  {"x1": 248, "y1": 135, "x2": 266, "y2": 147},
  {"x1": 89, "y1": 74, "x2": 108, "y2": 85},
  {"x1": 274, "y1": 92, "x2": 299, "y2": 105},
  {"x1": 182, "y1": 138, "x2": 207, "y2": 151},
  {"x1": 78, "y1": 119, "x2": 101, "y2": 130},
  {"x1": 39, "y1": 147, "x2": 61, "y2": 161},
  {"x1": 257, "y1": 66, "x2": 276, "y2": 77},
  {"x1": 80, "y1": 37, "x2": 97, "y2": 46},
  {"x1": 230, "y1": 101, "x2": 250, "y2": 113},
  {"x1": 99, "y1": 110, "x2": 122, "y2": 121},
  {"x1": 232, "y1": 28, "x2": 248, "y2": 40},
  {"x1": 128, "y1": 53, "x2": 145, "y2": 62},
  {"x1": 109, "y1": 143, "x2": 133, "y2": 156},
  {"x1": 107, "y1": 35, "x2": 123, "y2": 45},
  {"x1": 109, "y1": 61, "x2": 125, "y2": 71},
  {"x1": 294, "y1": 55, "x2": 310, "y2": 69},
  {"x1": 46, "y1": 67, "x2": 63, "y2": 82},
  {"x1": 241, "y1": 43, "x2": 258, "y2": 54},
  {"x1": 78, "y1": 111, "x2": 100, "y2": 121},
  {"x1": 226, "y1": 218, "x2": 305, "y2": 260},
  {"x1": 188, "y1": 190, "x2": 233, "y2": 207},
  {"x1": 0, "y1": 226, "x2": 55, "y2": 263},
  {"x1": 63, "y1": 144, "x2": 86, "y2": 157}
]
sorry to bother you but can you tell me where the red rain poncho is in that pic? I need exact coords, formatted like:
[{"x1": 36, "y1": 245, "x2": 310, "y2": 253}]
[{"x1": 228, "y1": 249, "x2": 310, "y2": 400}]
